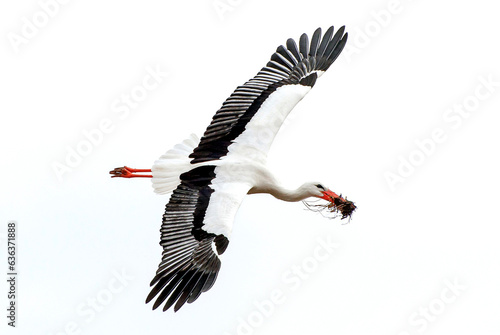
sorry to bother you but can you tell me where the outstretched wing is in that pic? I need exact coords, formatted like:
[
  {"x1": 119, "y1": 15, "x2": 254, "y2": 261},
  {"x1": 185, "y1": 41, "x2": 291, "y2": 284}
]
[
  {"x1": 189, "y1": 26, "x2": 347, "y2": 164},
  {"x1": 146, "y1": 165, "x2": 250, "y2": 312}
]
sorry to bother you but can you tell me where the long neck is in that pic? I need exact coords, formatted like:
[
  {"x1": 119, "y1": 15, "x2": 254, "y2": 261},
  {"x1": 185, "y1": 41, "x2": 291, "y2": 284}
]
[
  {"x1": 247, "y1": 165, "x2": 311, "y2": 202},
  {"x1": 270, "y1": 185, "x2": 310, "y2": 202},
  {"x1": 251, "y1": 182, "x2": 310, "y2": 202}
]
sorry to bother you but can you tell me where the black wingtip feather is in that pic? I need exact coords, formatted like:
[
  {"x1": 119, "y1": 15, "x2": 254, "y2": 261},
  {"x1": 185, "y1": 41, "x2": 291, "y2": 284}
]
[
  {"x1": 299, "y1": 33, "x2": 309, "y2": 59},
  {"x1": 309, "y1": 27, "x2": 322, "y2": 56},
  {"x1": 146, "y1": 271, "x2": 176, "y2": 304},
  {"x1": 276, "y1": 45, "x2": 297, "y2": 67},
  {"x1": 328, "y1": 33, "x2": 348, "y2": 65},
  {"x1": 163, "y1": 271, "x2": 197, "y2": 312},
  {"x1": 324, "y1": 26, "x2": 345, "y2": 61},
  {"x1": 174, "y1": 272, "x2": 203, "y2": 311},
  {"x1": 186, "y1": 272, "x2": 209, "y2": 304},
  {"x1": 152, "y1": 271, "x2": 187, "y2": 310},
  {"x1": 286, "y1": 38, "x2": 301, "y2": 62},
  {"x1": 317, "y1": 26, "x2": 334, "y2": 57}
]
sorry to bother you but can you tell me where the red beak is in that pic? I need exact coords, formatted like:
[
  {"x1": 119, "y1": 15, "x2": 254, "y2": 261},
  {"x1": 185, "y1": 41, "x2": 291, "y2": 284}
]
[{"x1": 320, "y1": 190, "x2": 340, "y2": 202}]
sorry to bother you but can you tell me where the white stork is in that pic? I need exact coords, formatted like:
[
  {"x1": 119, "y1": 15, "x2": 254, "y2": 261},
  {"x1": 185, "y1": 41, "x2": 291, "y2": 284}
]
[{"x1": 110, "y1": 26, "x2": 355, "y2": 312}]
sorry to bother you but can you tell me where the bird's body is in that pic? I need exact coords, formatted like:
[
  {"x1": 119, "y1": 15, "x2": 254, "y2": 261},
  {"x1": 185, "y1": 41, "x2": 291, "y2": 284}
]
[{"x1": 110, "y1": 26, "x2": 356, "y2": 312}]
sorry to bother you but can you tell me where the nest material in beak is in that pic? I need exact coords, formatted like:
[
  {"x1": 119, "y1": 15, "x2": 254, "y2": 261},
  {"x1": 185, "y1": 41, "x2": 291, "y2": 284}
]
[{"x1": 304, "y1": 194, "x2": 356, "y2": 221}]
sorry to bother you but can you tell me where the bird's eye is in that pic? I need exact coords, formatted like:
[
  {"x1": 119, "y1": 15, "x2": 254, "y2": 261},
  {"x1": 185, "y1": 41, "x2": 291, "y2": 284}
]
[{"x1": 315, "y1": 184, "x2": 325, "y2": 190}]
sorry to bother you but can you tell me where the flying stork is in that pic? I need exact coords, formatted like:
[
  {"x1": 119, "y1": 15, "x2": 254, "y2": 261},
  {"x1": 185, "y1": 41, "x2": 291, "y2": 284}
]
[{"x1": 110, "y1": 26, "x2": 356, "y2": 312}]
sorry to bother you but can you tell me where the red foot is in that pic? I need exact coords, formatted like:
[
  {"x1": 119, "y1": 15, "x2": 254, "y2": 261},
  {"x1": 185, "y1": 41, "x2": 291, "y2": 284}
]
[{"x1": 109, "y1": 166, "x2": 152, "y2": 178}]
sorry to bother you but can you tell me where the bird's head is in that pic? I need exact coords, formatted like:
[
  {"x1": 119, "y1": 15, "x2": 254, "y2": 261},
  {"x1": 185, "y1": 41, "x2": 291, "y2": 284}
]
[{"x1": 303, "y1": 182, "x2": 356, "y2": 221}]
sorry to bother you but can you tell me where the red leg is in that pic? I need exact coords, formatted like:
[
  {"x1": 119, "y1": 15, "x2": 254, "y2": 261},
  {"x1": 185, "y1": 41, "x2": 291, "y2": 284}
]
[{"x1": 109, "y1": 166, "x2": 152, "y2": 178}]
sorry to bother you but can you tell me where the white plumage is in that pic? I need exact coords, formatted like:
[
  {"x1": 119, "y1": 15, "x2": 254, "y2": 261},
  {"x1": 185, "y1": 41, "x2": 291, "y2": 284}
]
[
  {"x1": 151, "y1": 133, "x2": 200, "y2": 194},
  {"x1": 225, "y1": 84, "x2": 313, "y2": 162}
]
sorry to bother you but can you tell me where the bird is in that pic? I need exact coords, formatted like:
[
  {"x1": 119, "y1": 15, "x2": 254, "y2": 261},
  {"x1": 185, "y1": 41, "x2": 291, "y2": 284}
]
[{"x1": 110, "y1": 26, "x2": 356, "y2": 312}]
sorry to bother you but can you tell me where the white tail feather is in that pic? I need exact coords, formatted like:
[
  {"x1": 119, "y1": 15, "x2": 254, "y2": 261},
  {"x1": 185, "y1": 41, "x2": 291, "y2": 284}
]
[{"x1": 151, "y1": 134, "x2": 199, "y2": 194}]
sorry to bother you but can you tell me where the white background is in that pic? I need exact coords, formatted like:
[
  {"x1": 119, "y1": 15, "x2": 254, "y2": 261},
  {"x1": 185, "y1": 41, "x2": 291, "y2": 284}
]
[{"x1": 1, "y1": 0, "x2": 499, "y2": 334}]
